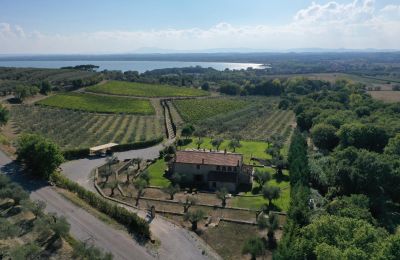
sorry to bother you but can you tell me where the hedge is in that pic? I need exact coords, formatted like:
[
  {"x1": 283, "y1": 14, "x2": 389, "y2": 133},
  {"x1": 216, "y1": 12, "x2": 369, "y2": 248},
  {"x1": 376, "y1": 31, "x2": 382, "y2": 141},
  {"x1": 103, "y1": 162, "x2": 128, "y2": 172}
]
[
  {"x1": 63, "y1": 137, "x2": 164, "y2": 160},
  {"x1": 51, "y1": 172, "x2": 151, "y2": 239}
]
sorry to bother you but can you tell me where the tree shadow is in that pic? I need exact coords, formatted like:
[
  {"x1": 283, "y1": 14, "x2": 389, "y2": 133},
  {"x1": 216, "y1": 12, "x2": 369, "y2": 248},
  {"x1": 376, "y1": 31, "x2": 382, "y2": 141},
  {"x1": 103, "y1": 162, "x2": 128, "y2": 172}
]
[{"x1": 273, "y1": 172, "x2": 289, "y2": 183}]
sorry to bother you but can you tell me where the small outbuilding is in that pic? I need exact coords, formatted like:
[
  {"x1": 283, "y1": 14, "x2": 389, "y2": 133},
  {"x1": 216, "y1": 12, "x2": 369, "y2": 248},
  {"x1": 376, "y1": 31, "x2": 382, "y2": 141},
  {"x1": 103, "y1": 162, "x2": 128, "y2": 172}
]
[{"x1": 89, "y1": 143, "x2": 118, "y2": 156}]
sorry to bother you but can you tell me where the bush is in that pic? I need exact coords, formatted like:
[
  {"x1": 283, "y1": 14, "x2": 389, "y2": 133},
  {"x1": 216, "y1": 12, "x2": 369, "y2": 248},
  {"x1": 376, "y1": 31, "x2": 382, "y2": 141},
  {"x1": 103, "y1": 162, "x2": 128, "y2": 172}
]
[
  {"x1": 51, "y1": 173, "x2": 151, "y2": 239},
  {"x1": 16, "y1": 134, "x2": 64, "y2": 179}
]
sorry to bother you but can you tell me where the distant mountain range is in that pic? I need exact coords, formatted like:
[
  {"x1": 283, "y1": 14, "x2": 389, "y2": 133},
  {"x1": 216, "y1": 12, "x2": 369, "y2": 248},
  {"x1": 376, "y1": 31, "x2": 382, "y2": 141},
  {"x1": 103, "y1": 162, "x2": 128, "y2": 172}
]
[{"x1": 132, "y1": 47, "x2": 400, "y2": 54}]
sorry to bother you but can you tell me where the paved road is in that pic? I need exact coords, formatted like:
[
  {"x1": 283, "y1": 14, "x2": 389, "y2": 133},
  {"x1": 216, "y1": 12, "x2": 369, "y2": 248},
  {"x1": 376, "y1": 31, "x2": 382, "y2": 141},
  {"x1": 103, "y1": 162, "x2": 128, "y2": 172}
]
[
  {"x1": 61, "y1": 142, "x2": 220, "y2": 260},
  {"x1": 61, "y1": 143, "x2": 165, "y2": 192},
  {"x1": 0, "y1": 150, "x2": 154, "y2": 260}
]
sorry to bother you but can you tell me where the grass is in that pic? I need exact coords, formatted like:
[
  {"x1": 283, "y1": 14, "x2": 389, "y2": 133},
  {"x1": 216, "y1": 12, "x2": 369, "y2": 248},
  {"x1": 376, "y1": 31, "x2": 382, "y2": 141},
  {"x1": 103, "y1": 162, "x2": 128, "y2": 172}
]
[
  {"x1": 368, "y1": 91, "x2": 400, "y2": 103},
  {"x1": 86, "y1": 80, "x2": 209, "y2": 97},
  {"x1": 200, "y1": 221, "x2": 260, "y2": 260},
  {"x1": 173, "y1": 98, "x2": 251, "y2": 123},
  {"x1": 231, "y1": 168, "x2": 290, "y2": 212},
  {"x1": 37, "y1": 92, "x2": 155, "y2": 114},
  {"x1": 181, "y1": 137, "x2": 271, "y2": 164},
  {"x1": 147, "y1": 159, "x2": 171, "y2": 187}
]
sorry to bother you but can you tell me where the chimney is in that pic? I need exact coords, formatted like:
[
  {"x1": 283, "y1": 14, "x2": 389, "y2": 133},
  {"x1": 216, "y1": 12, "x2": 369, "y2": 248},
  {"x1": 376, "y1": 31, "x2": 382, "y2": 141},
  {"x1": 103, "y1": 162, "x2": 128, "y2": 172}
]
[
  {"x1": 224, "y1": 149, "x2": 227, "y2": 154},
  {"x1": 202, "y1": 158, "x2": 205, "y2": 164}
]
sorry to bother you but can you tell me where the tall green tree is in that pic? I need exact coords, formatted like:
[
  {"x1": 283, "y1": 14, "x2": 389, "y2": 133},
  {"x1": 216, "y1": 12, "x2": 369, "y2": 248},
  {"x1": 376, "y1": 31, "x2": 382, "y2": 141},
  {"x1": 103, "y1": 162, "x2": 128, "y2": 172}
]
[{"x1": 16, "y1": 134, "x2": 64, "y2": 179}]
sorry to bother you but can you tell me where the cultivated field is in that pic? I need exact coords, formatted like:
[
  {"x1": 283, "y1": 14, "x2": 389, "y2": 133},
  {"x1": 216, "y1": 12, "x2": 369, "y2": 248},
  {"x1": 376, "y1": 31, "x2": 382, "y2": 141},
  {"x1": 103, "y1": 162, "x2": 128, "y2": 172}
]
[
  {"x1": 37, "y1": 92, "x2": 155, "y2": 114},
  {"x1": 173, "y1": 97, "x2": 251, "y2": 123},
  {"x1": 86, "y1": 80, "x2": 209, "y2": 97},
  {"x1": 10, "y1": 105, "x2": 164, "y2": 150},
  {"x1": 173, "y1": 97, "x2": 294, "y2": 141},
  {"x1": 368, "y1": 91, "x2": 400, "y2": 103}
]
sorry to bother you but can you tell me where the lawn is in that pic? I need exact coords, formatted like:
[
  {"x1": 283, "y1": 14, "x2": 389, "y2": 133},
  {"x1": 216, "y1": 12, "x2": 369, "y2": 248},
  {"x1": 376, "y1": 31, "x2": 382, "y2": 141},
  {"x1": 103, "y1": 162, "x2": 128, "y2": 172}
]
[
  {"x1": 147, "y1": 159, "x2": 170, "y2": 187},
  {"x1": 37, "y1": 92, "x2": 155, "y2": 114},
  {"x1": 173, "y1": 98, "x2": 251, "y2": 123},
  {"x1": 231, "y1": 168, "x2": 290, "y2": 212},
  {"x1": 86, "y1": 80, "x2": 209, "y2": 97},
  {"x1": 181, "y1": 137, "x2": 271, "y2": 163}
]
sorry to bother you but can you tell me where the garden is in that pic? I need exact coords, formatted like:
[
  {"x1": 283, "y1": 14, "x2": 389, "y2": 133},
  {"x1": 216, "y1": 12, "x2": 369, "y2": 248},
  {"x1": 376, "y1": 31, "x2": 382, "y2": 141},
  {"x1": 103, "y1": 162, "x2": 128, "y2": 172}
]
[
  {"x1": 86, "y1": 80, "x2": 209, "y2": 97},
  {"x1": 37, "y1": 92, "x2": 155, "y2": 114}
]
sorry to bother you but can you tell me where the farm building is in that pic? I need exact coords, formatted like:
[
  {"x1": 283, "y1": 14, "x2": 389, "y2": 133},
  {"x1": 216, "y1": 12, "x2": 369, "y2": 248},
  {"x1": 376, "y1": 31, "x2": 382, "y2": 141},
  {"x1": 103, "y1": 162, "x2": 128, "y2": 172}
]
[{"x1": 168, "y1": 150, "x2": 253, "y2": 192}]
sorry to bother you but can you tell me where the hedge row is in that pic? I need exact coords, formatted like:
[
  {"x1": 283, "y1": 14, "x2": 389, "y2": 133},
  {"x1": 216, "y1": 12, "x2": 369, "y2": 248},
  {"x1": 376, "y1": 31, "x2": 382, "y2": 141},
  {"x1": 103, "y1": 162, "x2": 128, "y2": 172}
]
[
  {"x1": 63, "y1": 137, "x2": 164, "y2": 160},
  {"x1": 51, "y1": 172, "x2": 151, "y2": 239}
]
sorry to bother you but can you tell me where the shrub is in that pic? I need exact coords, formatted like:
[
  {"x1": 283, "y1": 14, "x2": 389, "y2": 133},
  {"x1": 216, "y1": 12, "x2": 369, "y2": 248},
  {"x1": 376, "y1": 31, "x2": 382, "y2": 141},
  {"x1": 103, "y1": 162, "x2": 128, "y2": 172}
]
[{"x1": 51, "y1": 173, "x2": 151, "y2": 239}]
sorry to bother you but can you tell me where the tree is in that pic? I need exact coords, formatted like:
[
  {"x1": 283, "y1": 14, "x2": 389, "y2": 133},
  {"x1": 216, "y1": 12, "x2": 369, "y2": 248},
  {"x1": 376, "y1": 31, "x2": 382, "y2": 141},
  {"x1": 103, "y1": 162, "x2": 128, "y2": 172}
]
[
  {"x1": 14, "y1": 85, "x2": 39, "y2": 102},
  {"x1": 16, "y1": 134, "x2": 64, "y2": 179},
  {"x1": 9, "y1": 242, "x2": 41, "y2": 260},
  {"x1": 228, "y1": 138, "x2": 241, "y2": 152},
  {"x1": 126, "y1": 165, "x2": 136, "y2": 184},
  {"x1": 162, "y1": 184, "x2": 180, "y2": 200},
  {"x1": 262, "y1": 185, "x2": 280, "y2": 209},
  {"x1": 21, "y1": 200, "x2": 45, "y2": 220},
  {"x1": 171, "y1": 172, "x2": 182, "y2": 185},
  {"x1": 384, "y1": 133, "x2": 400, "y2": 156},
  {"x1": 253, "y1": 169, "x2": 271, "y2": 188},
  {"x1": 0, "y1": 105, "x2": 9, "y2": 126},
  {"x1": 337, "y1": 123, "x2": 388, "y2": 152},
  {"x1": 258, "y1": 213, "x2": 279, "y2": 249},
  {"x1": 184, "y1": 209, "x2": 205, "y2": 231},
  {"x1": 39, "y1": 81, "x2": 52, "y2": 95},
  {"x1": 181, "y1": 124, "x2": 195, "y2": 139},
  {"x1": 103, "y1": 155, "x2": 117, "y2": 183},
  {"x1": 106, "y1": 180, "x2": 119, "y2": 197},
  {"x1": 195, "y1": 137, "x2": 204, "y2": 149},
  {"x1": 289, "y1": 215, "x2": 387, "y2": 259},
  {"x1": 242, "y1": 237, "x2": 265, "y2": 260},
  {"x1": 133, "y1": 178, "x2": 147, "y2": 206},
  {"x1": 50, "y1": 215, "x2": 70, "y2": 239},
  {"x1": 181, "y1": 196, "x2": 197, "y2": 213},
  {"x1": 216, "y1": 187, "x2": 229, "y2": 207},
  {"x1": 201, "y1": 82, "x2": 210, "y2": 91},
  {"x1": 211, "y1": 137, "x2": 224, "y2": 151},
  {"x1": 311, "y1": 123, "x2": 339, "y2": 151}
]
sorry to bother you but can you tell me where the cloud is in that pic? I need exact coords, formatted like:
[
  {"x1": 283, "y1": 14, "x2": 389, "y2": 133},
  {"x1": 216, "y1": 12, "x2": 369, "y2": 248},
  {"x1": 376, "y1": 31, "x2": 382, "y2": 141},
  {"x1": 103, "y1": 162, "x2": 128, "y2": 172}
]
[{"x1": 0, "y1": 0, "x2": 399, "y2": 54}]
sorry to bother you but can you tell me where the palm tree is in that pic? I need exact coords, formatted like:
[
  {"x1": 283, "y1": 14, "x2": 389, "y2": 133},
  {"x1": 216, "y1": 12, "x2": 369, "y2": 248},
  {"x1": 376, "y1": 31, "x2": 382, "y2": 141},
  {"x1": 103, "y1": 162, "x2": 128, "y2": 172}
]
[{"x1": 216, "y1": 187, "x2": 229, "y2": 207}]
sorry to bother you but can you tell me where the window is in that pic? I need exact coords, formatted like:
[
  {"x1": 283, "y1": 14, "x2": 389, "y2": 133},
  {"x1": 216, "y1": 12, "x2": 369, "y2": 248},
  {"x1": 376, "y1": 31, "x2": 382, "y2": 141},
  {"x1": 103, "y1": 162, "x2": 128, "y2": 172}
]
[
  {"x1": 228, "y1": 167, "x2": 232, "y2": 172},
  {"x1": 222, "y1": 166, "x2": 226, "y2": 172},
  {"x1": 217, "y1": 166, "x2": 221, "y2": 171},
  {"x1": 196, "y1": 164, "x2": 200, "y2": 169}
]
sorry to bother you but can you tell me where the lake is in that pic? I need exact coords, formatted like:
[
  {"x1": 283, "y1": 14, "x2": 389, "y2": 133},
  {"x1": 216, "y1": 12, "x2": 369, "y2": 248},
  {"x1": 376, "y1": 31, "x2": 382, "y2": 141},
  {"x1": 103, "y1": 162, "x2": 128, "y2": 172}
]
[{"x1": 0, "y1": 60, "x2": 264, "y2": 73}]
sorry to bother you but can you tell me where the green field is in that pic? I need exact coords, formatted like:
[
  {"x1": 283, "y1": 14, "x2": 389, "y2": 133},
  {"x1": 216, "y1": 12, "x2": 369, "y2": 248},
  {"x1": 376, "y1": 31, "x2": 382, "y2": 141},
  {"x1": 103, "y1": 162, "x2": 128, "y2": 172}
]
[
  {"x1": 231, "y1": 168, "x2": 290, "y2": 211},
  {"x1": 147, "y1": 159, "x2": 170, "y2": 187},
  {"x1": 181, "y1": 137, "x2": 270, "y2": 163},
  {"x1": 86, "y1": 80, "x2": 209, "y2": 97},
  {"x1": 173, "y1": 98, "x2": 250, "y2": 123},
  {"x1": 10, "y1": 105, "x2": 164, "y2": 150},
  {"x1": 37, "y1": 92, "x2": 154, "y2": 114}
]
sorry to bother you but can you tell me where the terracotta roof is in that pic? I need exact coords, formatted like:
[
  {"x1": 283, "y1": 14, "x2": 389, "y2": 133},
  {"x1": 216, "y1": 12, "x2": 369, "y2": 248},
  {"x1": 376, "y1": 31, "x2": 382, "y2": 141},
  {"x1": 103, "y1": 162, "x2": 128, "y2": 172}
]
[{"x1": 175, "y1": 150, "x2": 243, "y2": 167}]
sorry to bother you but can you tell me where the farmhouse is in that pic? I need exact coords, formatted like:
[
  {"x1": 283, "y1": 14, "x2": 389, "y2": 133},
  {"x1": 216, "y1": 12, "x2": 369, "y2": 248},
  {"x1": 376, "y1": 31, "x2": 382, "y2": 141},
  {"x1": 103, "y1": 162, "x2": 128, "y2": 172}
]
[{"x1": 169, "y1": 150, "x2": 253, "y2": 192}]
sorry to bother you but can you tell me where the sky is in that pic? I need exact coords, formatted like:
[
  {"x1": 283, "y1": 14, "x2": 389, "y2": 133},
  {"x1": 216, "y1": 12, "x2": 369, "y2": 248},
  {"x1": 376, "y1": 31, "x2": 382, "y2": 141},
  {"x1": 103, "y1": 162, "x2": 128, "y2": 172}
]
[{"x1": 0, "y1": 0, "x2": 399, "y2": 54}]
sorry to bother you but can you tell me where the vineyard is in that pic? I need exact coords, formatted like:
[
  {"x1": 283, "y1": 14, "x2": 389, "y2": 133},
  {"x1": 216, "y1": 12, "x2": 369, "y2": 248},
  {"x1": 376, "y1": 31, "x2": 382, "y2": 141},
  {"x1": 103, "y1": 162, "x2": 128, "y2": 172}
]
[
  {"x1": 10, "y1": 105, "x2": 164, "y2": 150},
  {"x1": 37, "y1": 92, "x2": 155, "y2": 114},
  {"x1": 173, "y1": 97, "x2": 294, "y2": 141},
  {"x1": 86, "y1": 80, "x2": 209, "y2": 97},
  {"x1": 173, "y1": 97, "x2": 251, "y2": 123}
]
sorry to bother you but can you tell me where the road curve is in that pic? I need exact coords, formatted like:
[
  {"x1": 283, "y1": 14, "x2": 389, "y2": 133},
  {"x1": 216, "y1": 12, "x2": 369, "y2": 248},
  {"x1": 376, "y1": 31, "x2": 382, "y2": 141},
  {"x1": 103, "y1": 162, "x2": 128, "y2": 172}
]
[
  {"x1": 61, "y1": 144, "x2": 220, "y2": 260},
  {"x1": 0, "y1": 150, "x2": 154, "y2": 260}
]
